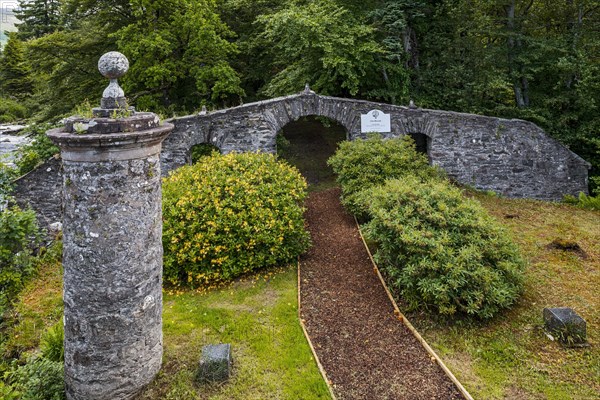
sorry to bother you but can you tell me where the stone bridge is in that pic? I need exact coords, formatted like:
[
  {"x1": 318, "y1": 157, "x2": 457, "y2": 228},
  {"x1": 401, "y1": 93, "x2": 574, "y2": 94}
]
[
  {"x1": 162, "y1": 88, "x2": 590, "y2": 200},
  {"x1": 13, "y1": 88, "x2": 591, "y2": 227}
]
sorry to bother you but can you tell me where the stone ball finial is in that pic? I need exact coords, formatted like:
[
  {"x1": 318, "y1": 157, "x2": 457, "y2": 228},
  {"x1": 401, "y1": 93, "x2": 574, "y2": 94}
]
[
  {"x1": 97, "y1": 52, "x2": 129, "y2": 111},
  {"x1": 98, "y1": 51, "x2": 129, "y2": 80}
]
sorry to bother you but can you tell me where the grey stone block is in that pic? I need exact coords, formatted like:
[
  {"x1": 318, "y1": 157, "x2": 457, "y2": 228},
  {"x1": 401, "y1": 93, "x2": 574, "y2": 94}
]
[
  {"x1": 543, "y1": 307, "x2": 587, "y2": 345},
  {"x1": 197, "y1": 344, "x2": 233, "y2": 383}
]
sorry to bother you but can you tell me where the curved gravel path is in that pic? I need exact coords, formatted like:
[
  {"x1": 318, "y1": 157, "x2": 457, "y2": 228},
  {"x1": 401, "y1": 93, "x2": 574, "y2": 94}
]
[{"x1": 300, "y1": 188, "x2": 463, "y2": 400}]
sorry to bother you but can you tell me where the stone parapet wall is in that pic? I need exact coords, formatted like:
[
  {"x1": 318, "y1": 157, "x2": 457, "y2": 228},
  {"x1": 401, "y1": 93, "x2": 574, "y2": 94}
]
[
  {"x1": 163, "y1": 92, "x2": 590, "y2": 200},
  {"x1": 14, "y1": 91, "x2": 590, "y2": 225},
  {"x1": 13, "y1": 155, "x2": 63, "y2": 227}
]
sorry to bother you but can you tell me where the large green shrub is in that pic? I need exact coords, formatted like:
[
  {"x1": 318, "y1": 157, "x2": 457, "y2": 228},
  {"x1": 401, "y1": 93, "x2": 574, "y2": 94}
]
[
  {"x1": 162, "y1": 152, "x2": 310, "y2": 286},
  {"x1": 358, "y1": 176, "x2": 525, "y2": 319},
  {"x1": 0, "y1": 206, "x2": 40, "y2": 314},
  {"x1": 0, "y1": 98, "x2": 28, "y2": 123},
  {"x1": 327, "y1": 134, "x2": 442, "y2": 216}
]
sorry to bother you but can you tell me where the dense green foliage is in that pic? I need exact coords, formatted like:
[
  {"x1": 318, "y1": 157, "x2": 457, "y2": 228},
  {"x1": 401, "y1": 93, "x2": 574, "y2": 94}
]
[
  {"x1": 0, "y1": 34, "x2": 33, "y2": 102},
  {"x1": 14, "y1": 0, "x2": 62, "y2": 40},
  {"x1": 0, "y1": 0, "x2": 598, "y2": 189},
  {"x1": 0, "y1": 97, "x2": 28, "y2": 123},
  {"x1": 328, "y1": 134, "x2": 442, "y2": 216},
  {"x1": 329, "y1": 136, "x2": 525, "y2": 319},
  {"x1": 0, "y1": 206, "x2": 40, "y2": 315},
  {"x1": 359, "y1": 177, "x2": 525, "y2": 319},
  {"x1": 1, "y1": 357, "x2": 65, "y2": 400},
  {"x1": 162, "y1": 152, "x2": 310, "y2": 286},
  {"x1": 13, "y1": 124, "x2": 60, "y2": 176}
]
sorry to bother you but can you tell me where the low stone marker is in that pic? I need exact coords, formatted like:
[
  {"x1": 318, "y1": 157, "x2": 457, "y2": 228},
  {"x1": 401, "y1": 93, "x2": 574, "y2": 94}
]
[
  {"x1": 197, "y1": 344, "x2": 233, "y2": 383},
  {"x1": 543, "y1": 307, "x2": 587, "y2": 346}
]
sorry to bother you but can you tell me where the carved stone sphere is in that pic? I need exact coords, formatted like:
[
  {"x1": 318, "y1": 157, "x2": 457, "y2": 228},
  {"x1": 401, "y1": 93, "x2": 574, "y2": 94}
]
[{"x1": 98, "y1": 52, "x2": 129, "y2": 80}]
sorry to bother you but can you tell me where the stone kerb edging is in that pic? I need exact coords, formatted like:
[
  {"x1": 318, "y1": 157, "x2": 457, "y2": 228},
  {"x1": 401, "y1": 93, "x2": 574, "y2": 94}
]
[{"x1": 354, "y1": 217, "x2": 475, "y2": 400}]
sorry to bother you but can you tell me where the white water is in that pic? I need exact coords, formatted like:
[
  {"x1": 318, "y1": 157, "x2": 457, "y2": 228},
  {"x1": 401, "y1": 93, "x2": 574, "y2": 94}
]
[{"x1": 0, "y1": 124, "x2": 30, "y2": 164}]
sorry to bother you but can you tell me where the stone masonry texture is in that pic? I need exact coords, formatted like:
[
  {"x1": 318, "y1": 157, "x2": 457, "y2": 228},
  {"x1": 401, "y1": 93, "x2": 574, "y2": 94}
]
[
  {"x1": 60, "y1": 155, "x2": 163, "y2": 399},
  {"x1": 163, "y1": 92, "x2": 590, "y2": 200},
  {"x1": 47, "y1": 112, "x2": 172, "y2": 399},
  {"x1": 17, "y1": 91, "x2": 590, "y2": 231}
]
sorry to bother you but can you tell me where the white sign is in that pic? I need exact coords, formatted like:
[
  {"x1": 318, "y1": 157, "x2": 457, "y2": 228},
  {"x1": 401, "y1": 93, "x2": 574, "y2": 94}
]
[{"x1": 361, "y1": 109, "x2": 391, "y2": 133}]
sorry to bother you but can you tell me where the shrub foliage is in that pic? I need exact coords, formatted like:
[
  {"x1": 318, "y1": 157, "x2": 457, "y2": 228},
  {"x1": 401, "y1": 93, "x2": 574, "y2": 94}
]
[
  {"x1": 3, "y1": 357, "x2": 65, "y2": 400},
  {"x1": 0, "y1": 206, "x2": 40, "y2": 314},
  {"x1": 327, "y1": 134, "x2": 442, "y2": 216},
  {"x1": 162, "y1": 152, "x2": 310, "y2": 286},
  {"x1": 358, "y1": 177, "x2": 525, "y2": 319},
  {"x1": 0, "y1": 98, "x2": 28, "y2": 123}
]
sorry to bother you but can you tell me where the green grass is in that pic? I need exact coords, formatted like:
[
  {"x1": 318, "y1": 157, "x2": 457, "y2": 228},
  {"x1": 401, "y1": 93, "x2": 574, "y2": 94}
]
[
  {"x1": 0, "y1": 243, "x2": 63, "y2": 367},
  {"x1": 0, "y1": 254, "x2": 330, "y2": 399},
  {"x1": 406, "y1": 195, "x2": 600, "y2": 399},
  {"x1": 138, "y1": 267, "x2": 330, "y2": 399}
]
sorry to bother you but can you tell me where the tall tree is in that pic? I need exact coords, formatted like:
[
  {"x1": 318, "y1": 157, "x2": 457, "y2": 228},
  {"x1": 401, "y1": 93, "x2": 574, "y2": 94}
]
[
  {"x1": 255, "y1": 0, "x2": 382, "y2": 97},
  {"x1": 369, "y1": 0, "x2": 428, "y2": 104},
  {"x1": 14, "y1": 0, "x2": 62, "y2": 40},
  {"x1": 115, "y1": 0, "x2": 244, "y2": 112},
  {"x1": 0, "y1": 33, "x2": 33, "y2": 99}
]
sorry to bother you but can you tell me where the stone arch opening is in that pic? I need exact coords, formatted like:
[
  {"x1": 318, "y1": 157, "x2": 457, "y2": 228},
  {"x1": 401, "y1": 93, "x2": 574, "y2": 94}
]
[
  {"x1": 277, "y1": 116, "x2": 347, "y2": 190},
  {"x1": 190, "y1": 142, "x2": 220, "y2": 164},
  {"x1": 408, "y1": 132, "x2": 431, "y2": 161}
]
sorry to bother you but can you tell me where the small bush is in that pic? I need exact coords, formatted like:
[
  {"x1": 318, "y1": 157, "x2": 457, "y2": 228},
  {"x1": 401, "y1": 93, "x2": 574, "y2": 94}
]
[
  {"x1": 5, "y1": 357, "x2": 65, "y2": 400},
  {"x1": 162, "y1": 152, "x2": 310, "y2": 286},
  {"x1": 0, "y1": 206, "x2": 40, "y2": 313},
  {"x1": 328, "y1": 134, "x2": 442, "y2": 217},
  {"x1": 0, "y1": 161, "x2": 17, "y2": 199},
  {"x1": 0, "y1": 98, "x2": 28, "y2": 123},
  {"x1": 15, "y1": 124, "x2": 59, "y2": 176},
  {"x1": 41, "y1": 322, "x2": 64, "y2": 362},
  {"x1": 359, "y1": 176, "x2": 525, "y2": 319},
  {"x1": 563, "y1": 192, "x2": 600, "y2": 211}
]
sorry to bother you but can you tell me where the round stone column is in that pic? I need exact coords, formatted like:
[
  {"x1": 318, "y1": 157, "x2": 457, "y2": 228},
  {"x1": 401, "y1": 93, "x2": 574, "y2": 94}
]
[{"x1": 47, "y1": 52, "x2": 173, "y2": 400}]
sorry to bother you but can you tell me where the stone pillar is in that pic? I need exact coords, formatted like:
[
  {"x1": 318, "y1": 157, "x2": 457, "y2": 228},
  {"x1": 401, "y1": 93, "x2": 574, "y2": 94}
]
[{"x1": 47, "y1": 52, "x2": 173, "y2": 400}]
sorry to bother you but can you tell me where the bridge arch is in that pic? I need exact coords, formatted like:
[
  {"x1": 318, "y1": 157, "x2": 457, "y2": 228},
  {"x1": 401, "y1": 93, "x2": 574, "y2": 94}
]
[{"x1": 161, "y1": 89, "x2": 590, "y2": 201}]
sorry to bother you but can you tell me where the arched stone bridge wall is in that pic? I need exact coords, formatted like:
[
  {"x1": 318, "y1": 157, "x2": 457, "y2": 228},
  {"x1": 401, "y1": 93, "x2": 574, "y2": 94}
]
[{"x1": 161, "y1": 91, "x2": 589, "y2": 201}]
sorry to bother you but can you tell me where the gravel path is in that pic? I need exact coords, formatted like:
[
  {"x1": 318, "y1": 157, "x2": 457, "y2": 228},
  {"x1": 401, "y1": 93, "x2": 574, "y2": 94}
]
[{"x1": 300, "y1": 188, "x2": 463, "y2": 400}]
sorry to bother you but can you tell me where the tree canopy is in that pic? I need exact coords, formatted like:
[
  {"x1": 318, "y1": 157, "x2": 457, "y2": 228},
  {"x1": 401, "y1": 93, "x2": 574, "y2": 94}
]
[{"x1": 1, "y1": 0, "x2": 599, "y2": 189}]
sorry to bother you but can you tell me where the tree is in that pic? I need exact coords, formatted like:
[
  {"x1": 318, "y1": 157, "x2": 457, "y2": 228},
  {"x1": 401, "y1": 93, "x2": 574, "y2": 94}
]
[
  {"x1": 14, "y1": 0, "x2": 62, "y2": 40},
  {"x1": 368, "y1": 0, "x2": 428, "y2": 104},
  {"x1": 255, "y1": 0, "x2": 382, "y2": 97},
  {"x1": 0, "y1": 33, "x2": 33, "y2": 99},
  {"x1": 115, "y1": 0, "x2": 244, "y2": 112}
]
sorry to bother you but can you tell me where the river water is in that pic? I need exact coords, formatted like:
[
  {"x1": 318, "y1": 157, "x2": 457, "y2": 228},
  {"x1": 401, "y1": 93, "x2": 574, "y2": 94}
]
[{"x1": 0, "y1": 124, "x2": 30, "y2": 164}]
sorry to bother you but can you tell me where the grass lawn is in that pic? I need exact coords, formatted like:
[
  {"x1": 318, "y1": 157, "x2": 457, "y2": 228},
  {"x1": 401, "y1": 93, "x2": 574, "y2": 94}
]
[
  {"x1": 405, "y1": 195, "x2": 600, "y2": 400},
  {"x1": 0, "y1": 244, "x2": 63, "y2": 366},
  {"x1": 0, "y1": 256, "x2": 330, "y2": 400},
  {"x1": 137, "y1": 267, "x2": 330, "y2": 399}
]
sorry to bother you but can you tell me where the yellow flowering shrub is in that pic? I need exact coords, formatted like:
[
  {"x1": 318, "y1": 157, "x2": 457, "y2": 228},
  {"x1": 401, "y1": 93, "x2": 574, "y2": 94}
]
[{"x1": 162, "y1": 152, "x2": 310, "y2": 286}]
